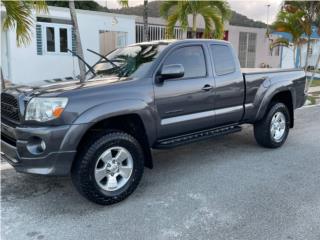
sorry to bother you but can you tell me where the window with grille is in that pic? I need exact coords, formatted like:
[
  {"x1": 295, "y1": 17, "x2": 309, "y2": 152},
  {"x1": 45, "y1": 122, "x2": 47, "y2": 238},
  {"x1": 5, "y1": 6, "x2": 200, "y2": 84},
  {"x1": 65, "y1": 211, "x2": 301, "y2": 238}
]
[
  {"x1": 238, "y1": 32, "x2": 257, "y2": 67},
  {"x1": 37, "y1": 23, "x2": 72, "y2": 55},
  {"x1": 135, "y1": 24, "x2": 183, "y2": 43}
]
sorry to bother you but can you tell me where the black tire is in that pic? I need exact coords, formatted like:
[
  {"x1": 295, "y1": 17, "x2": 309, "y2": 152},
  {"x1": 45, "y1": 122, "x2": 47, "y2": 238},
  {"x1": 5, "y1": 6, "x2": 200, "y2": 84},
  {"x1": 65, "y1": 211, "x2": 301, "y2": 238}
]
[
  {"x1": 71, "y1": 130, "x2": 144, "y2": 205},
  {"x1": 254, "y1": 102, "x2": 290, "y2": 148}
]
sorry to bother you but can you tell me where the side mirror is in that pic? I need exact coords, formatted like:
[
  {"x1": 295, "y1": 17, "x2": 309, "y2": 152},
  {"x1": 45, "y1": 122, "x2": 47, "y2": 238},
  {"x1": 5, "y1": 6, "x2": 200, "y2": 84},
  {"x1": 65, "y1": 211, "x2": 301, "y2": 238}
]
[{"x1": 159, "y1": 64, "x2": 184, "y2": 80}]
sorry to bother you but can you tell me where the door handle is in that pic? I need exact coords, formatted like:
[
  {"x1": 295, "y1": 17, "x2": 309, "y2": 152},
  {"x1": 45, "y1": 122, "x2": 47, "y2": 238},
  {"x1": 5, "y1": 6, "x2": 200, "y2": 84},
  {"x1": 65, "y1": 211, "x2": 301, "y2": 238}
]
[{"x1": 202, "y1": 84, "x2": 213, "y2": 91}]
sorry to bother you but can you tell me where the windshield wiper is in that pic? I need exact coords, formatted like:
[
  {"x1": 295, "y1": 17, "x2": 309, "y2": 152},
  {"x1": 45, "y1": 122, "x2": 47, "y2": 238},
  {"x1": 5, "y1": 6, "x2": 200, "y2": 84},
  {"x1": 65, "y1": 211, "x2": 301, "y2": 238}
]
[
  {"x1": 87, "y1": 48, "x2": 119, "y2": 69},
  {"x1": 67, "y1": 49, "x2": 96, "y2": 78}
]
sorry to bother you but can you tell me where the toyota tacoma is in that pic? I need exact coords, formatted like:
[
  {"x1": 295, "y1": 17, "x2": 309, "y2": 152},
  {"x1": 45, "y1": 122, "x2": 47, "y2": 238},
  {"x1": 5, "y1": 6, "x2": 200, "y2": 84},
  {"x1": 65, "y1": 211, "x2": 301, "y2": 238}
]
[{"x1": 1, "y1": 40, "x2": 307, "y2": 205}]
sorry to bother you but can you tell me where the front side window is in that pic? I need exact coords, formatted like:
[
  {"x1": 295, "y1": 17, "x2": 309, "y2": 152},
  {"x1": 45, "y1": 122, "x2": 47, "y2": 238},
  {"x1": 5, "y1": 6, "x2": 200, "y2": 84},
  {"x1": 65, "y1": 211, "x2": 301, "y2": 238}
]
[
  {"x1": 211, "y1": 45, "x2": 236, "y2": 75},
  {"x1": 163, "y1": 46, "x2": 206, "y2": 79}
]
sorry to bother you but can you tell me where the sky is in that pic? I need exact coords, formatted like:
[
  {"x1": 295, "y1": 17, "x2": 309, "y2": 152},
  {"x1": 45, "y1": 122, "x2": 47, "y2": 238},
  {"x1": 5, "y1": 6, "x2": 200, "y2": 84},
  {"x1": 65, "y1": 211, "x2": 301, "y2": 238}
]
[{"x1": 97, "y1": 0, "x2": 283, "y2": 24}]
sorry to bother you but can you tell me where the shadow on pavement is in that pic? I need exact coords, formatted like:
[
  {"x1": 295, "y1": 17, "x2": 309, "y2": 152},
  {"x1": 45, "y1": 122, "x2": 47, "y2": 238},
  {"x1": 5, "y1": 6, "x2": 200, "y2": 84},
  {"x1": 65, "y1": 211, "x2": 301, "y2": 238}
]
[{"x1": 1, "y1": 126, "x2": 257, "y2": 208}]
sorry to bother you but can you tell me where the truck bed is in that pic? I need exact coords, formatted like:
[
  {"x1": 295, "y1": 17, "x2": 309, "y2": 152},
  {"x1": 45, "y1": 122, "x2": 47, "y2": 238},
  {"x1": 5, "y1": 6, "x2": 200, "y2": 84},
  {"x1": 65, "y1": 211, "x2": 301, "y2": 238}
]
[{"x1": 241, "y1": 68, "x2": 302, "y2": 75}]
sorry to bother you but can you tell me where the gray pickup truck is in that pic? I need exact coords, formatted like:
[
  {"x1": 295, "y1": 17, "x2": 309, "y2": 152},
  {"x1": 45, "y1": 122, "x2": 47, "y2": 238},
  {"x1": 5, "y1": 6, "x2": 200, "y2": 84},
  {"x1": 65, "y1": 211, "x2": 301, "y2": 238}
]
[{"x1": 1, "y1": 39, "x2": 307, "y2": 205}]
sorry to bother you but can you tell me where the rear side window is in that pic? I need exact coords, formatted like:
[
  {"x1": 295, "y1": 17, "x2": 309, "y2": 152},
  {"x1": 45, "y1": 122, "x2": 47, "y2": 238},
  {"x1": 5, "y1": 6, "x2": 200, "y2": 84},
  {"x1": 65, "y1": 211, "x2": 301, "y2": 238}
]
[
  {"x1": 211, "y1": 45, "x2": 235, "y2": 75},
  {"x1": 163, "y1": 46, "x2": 206, "y2": 79}
]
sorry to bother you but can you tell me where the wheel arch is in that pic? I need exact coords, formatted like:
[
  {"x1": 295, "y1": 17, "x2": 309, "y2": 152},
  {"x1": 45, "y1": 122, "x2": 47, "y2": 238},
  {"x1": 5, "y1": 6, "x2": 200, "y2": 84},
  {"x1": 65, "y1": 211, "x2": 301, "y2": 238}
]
[
  {"x1": 256, "y1": 88, "x2": 295, "y2": 128},
  {"x1": 74, "y1": 113, "x2": 154, "y2": 169},
  {"x1": 61, "y1": 100, "x2": 157, "y2": 170}
]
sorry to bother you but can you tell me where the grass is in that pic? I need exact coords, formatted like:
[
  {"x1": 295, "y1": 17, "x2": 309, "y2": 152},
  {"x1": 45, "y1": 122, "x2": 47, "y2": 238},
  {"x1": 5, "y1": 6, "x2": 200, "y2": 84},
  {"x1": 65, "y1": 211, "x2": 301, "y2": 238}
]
[
  {"x1": 310, "y1": 91, "x2": 320, "y2": 96},
  {"x1": 310, "y1": 80, "x2": 320, "y2": 87},
  {"x1": 307, "y1": 95, "x2": 316, "y2": 105}
]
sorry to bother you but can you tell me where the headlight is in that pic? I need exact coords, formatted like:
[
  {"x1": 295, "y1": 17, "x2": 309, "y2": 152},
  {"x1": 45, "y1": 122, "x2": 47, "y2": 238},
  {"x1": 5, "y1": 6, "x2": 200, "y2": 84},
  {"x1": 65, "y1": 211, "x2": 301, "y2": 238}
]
[{"x1": 25, "y1": 97, "x2": 68, "y2": 122}]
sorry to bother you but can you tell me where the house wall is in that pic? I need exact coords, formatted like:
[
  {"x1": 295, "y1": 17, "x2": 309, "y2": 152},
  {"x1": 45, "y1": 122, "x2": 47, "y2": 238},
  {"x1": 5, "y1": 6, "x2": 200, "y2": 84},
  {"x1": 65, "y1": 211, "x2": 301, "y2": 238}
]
[
  {"x1": 281, "y1": 46, "x2": 295, "y2": 68},
  {"x1": 2, "y1": 7, "x2": 136, "y2": 84},
  {"x1": 135, "y1": 18, "x2": 281, "y2": 69},
  {"x1": 281, "y1": 39, "x2": 320, "y2": 69},
  {"x1": 228, "y1": 26, "x2": 281, "y2": 68}
]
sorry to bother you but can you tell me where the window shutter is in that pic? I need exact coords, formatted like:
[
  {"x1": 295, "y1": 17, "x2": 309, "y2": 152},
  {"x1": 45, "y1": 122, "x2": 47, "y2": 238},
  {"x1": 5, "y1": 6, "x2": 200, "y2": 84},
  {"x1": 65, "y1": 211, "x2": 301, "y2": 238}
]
[
  {"x1": 36, "y1": 25, "x2": 43, "y2": 55},
  {"x1": 72, "y1": 28, "x2": 76, "y2": 54}
]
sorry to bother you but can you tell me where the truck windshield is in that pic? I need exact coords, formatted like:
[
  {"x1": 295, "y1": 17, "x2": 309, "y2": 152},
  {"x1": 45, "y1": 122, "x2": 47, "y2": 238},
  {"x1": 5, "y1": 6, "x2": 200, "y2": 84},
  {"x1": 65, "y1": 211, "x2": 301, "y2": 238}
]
[{"x1": 93, "y1": 44, "x2": 166, "y2": 78}]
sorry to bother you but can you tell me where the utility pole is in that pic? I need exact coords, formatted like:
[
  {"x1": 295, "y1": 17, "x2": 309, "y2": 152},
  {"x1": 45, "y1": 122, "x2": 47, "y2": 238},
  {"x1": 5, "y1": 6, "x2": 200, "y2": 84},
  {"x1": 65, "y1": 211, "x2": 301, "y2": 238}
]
[
  {"x1": 266, "y1": 4, "x2": 271, "y2": 37},
  {"x1": 143, "y1": 0, "x2": 149, "y2": 41},
  {"x1": 69, "y1": 0, "x2": 86, "y2": 83}
]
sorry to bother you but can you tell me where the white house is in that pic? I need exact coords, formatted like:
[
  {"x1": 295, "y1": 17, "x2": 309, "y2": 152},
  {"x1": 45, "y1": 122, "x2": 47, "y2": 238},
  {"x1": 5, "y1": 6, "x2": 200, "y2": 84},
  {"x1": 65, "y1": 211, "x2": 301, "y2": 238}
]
[
  {"x1": 1, "y1": 6, "x2": 136, "y2": 85},
  {"x1": 135, "y1": 16, "x2": 281, "y2": 68},
  {"x1": 1, "y1": 6, "x2": 284, "y2": 86},
  {"x1": 274, "y1": 26, "x2": 320, "y2": 69}
]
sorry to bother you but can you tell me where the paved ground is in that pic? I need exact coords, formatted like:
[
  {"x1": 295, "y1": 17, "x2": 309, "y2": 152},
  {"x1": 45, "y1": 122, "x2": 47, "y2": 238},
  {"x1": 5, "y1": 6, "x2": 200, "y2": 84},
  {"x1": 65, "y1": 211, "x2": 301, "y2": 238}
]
[{"x1": 1, "y1": 105, "x2": 320, "y2": 240}]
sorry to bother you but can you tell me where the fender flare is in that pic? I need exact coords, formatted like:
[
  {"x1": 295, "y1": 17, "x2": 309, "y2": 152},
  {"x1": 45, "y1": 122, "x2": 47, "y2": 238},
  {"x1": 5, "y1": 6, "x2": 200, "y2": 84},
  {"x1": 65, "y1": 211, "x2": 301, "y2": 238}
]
[
  {"x1": 60, "y1": 99, "x2": 157, "y2": 151},
  {"x1": 255, "y1": 85, "x2": 296, "y2": 122}
]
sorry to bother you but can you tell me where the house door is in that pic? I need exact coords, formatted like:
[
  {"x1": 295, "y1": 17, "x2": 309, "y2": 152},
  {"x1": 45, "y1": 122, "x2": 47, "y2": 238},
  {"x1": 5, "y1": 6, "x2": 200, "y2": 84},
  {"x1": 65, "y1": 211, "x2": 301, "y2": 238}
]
[{"x1": 99, "y1": 31, "x2": 128, "y2": 56}]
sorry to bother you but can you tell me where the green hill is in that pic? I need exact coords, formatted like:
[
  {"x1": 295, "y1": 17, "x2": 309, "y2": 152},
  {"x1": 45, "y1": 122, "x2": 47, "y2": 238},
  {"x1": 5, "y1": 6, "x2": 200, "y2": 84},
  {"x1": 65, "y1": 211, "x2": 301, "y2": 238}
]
[
  {"x1": 109, "y1": 1, "x2": 267, "y2": 28},
  {"x1": 46, "y1": 0, "x2": 267, "y2": 29}
]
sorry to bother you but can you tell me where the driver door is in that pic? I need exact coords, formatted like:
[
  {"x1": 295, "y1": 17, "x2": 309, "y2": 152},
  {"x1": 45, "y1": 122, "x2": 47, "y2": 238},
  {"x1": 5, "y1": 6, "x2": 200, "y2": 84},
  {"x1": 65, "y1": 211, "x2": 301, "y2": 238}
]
[{"x1": 154, "y1": 44, "x2": 215, "y2": 139}]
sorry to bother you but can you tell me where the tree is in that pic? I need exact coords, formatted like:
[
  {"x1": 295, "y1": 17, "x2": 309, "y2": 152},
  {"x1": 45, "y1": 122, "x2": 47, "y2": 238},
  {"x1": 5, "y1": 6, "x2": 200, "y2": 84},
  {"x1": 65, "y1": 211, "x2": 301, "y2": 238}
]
[
  {"x1": 118, "y1": 0, "x2": 149, "y2": 41},
  {"x1": 46, "y1": 1, "x2": 104, "y2": 11},
  {"x1": 271, "y1": 10, "x2": 305, "y2": 67},
  {"x1": 69, "y1": 0, "x2": 86, "y2": 83},
  {"x1": 160, "y1": 0, "x2": 231, "y2": 39},
  {"x1": 1, "y1": 0, "x2": 48, "y2": 89},
  {"x1": 2, "y1": 0, "x2": 48, "y2": 46},
  {"x1": 283, "y1": 1, "x2": 320, "y2": 70},
  {"x1": 68, "y1": 0, "x2": 128, "y2": 83},
  {"x1": 309, "y1": 10, "x2": 320, "y2": 87}
]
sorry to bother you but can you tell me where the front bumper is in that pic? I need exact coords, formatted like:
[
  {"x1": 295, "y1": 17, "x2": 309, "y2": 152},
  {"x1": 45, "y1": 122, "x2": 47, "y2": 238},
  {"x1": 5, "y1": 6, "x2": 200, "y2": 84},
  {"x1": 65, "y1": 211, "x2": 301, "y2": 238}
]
[{"x1": 1, "y1": 123, "x2": 77, "y2": 176}]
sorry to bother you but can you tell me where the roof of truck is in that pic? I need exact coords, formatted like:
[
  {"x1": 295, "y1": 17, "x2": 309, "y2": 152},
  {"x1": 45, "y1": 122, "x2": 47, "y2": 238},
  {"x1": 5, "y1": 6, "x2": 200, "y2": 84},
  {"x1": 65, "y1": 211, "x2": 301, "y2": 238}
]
[{"x1": 128, "y1": 39, "x2": 231, "y2": 47}]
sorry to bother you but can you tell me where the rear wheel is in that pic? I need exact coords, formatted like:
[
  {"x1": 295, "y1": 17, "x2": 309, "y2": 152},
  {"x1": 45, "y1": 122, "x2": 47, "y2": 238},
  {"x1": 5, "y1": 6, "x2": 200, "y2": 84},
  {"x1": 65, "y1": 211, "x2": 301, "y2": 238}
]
[
  {"x1": 71, "y1": 131, "x2": 144, "y2": 205},
  {"x1": 254, "y1": 102, "x2": 290, "y2": 148}
]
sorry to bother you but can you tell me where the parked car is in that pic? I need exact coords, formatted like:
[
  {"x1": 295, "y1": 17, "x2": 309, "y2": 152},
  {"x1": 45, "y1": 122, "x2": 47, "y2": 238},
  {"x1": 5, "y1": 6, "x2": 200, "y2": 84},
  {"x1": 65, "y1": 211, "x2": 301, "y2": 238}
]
[{"x1": 1, "y1": 39, "x2": 307, "y2": 205}]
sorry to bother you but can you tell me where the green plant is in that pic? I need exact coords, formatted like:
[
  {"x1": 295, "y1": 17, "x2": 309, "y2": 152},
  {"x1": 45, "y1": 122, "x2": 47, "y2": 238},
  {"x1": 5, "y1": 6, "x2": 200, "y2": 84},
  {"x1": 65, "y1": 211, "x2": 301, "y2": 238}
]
[
  {"x1": 160, "y1": 0, "x2": 231, "y2": 39},
  {"x1": 271, "y1": 9, "x2": 305, "y2": 67},
  {"x1": 307, "y1": 95, "x2": 316, "y2": 105},
  {"x1": 310, "y1": 80, "x2": 320, "y2": 88},
  {"x1": 2, "y1": 0, "x2": 48, "y2": 46},
  {"x1": 283, "y1": 1, "x2": 320, "y2": 70}
]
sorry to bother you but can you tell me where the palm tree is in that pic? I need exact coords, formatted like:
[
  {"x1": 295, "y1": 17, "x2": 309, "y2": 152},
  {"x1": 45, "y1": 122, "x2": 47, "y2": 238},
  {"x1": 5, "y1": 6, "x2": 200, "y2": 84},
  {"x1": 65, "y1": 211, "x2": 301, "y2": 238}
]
[
  {"x1": 69, "y1": 0, "x2": 86, "y2": 83},
  {"x1": 118, "y1": 0, "x2": 149, "y2": 41},
  {"x1": 69, "y1": 0, "x2": 128, "y2": 83},
  {"x1": 283, "y1": 1, "x2": 320, "y2": 70},
  {"x1": 2, "y1": 0, "x2": 48, "y2": 46},
  {"x1": 309, "y1": 10, "x2": 320, "y2": 87},
  {"x1": 118, "y1": 0, "x2": 129, "y2": 8},
  {"x1": 1, "y1": 0, "x2": 48, "y2": 89},
  {"x1": 272, "y1": 10, "x2": 305, "y2": 67},
  {"x1": 160, "y1": 0, "x2": 231, "y2": 39}
]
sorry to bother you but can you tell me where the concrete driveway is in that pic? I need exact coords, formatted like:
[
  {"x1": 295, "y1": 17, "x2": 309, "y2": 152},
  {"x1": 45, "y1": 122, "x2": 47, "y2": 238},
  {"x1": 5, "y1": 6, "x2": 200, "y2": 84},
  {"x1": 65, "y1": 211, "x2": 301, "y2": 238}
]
[{"x1": 1, "y1": 106, "x2": 320, "y2": 240}]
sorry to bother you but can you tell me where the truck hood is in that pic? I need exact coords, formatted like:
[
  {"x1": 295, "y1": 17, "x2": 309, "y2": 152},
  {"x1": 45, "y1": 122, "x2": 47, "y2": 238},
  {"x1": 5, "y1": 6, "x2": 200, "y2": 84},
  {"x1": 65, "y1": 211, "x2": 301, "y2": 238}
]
[{"x1": 3, "y1": 76, "x2": 131, "y2": 98}]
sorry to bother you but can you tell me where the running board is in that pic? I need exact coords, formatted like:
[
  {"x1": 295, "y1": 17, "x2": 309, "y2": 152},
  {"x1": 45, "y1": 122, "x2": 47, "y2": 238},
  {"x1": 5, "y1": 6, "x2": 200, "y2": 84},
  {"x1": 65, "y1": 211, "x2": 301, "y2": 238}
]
[{"x1": 154, "y1": 125, "x2": 242, "y2": 149}]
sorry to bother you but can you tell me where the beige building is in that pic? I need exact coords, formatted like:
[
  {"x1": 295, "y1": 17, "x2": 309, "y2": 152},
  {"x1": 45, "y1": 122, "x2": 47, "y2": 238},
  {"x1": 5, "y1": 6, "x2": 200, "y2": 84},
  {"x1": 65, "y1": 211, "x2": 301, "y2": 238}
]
[
  {"x1": 135, "y1": 16, "x2": 281, "y2": 68},
  {"x1": 227, "y1": 25, "x2": 281, "y2": 68}
]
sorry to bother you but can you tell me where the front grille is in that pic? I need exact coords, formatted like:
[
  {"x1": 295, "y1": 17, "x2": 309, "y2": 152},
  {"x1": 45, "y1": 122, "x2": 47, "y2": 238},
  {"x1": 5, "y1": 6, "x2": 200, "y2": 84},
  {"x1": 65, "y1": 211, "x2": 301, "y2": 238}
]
[
  {"x1": 1, "y1": 133, "x2": 16, "y2": 146},
  {"x1": 1, "y1": 93, "x2": 20, "y2": 123}
]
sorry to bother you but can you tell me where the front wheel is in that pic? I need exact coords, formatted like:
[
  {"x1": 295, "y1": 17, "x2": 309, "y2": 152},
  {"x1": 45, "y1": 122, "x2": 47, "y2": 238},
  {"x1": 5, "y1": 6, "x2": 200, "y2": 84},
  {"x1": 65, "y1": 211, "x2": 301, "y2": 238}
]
[
  {"x1": 71, "y1": 131, "x2": 144, "y2": 205},
  {"x1": 254, "y1": 102, "x2": 290, "y2": 148}
]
